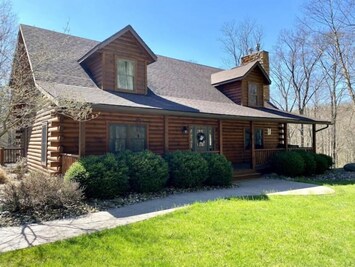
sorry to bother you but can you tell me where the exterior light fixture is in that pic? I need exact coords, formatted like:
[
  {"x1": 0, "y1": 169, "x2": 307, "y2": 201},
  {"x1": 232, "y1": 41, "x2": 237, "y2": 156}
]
[{"x1": 182, "y1": 126, "x2": 188, "y2": 134}]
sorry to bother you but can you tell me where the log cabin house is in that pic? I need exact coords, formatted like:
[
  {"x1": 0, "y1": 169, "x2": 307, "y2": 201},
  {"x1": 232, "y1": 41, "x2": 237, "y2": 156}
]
[{"x1": 8, "y1": 24, "x2": 330, "y2": 178}]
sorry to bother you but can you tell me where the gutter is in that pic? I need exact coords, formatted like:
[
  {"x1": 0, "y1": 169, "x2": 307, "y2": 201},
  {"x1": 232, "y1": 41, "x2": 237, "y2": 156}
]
[{"x1": 93, "y1": 103, "x2": 332, "y2": 125}]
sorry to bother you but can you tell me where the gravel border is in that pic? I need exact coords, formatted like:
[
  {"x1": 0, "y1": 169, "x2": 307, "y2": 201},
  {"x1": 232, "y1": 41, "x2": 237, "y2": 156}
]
[{"x1": 264, "y1": 168, "x2": 355, "y2": 183}]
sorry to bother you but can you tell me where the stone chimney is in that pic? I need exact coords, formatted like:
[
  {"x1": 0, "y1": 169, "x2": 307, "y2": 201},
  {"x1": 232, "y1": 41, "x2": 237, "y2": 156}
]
[{"x1": 241, "y1": 51, "x2": 270, "y2": 101}]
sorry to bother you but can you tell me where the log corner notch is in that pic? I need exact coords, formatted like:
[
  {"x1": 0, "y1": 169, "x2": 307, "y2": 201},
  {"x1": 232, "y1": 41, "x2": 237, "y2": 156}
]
[{"x1": 47, "y1": 114, "x2": 63, "y2": 175}]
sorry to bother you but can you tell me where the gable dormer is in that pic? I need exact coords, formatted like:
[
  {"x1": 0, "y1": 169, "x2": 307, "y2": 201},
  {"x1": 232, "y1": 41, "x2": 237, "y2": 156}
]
[
  {"x1": 79, "y1": 25, "x2": 156, "y2": 95},
  {"x1": 211, "y1": 51, "x2": 271, "y2": 107}
]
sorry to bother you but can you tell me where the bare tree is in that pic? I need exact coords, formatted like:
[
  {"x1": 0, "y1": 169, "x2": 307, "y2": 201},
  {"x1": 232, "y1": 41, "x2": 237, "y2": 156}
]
[
  {"x1": 272, "y1": 26, "x2": 324, "y2": 146},
  {"x1": 220, "y1": 18, "x2": 264, "y2": 67},
  {"x1": 0, "y1": 1, "x2": 97, "y2": 144},
  {"x1": 303, "y1": 0, "x2": 355, "y2": 105}
]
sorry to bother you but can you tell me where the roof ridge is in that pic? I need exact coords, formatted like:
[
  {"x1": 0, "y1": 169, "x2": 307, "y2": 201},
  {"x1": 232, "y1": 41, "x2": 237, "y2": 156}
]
[
  {"x1": 20, "y1": 24, "x2": 223, "y2": 71},
  {"x1": 20, "y1": 24, "x2": 100, "y2": 43},
  {"x1": 156, "y1": 54, "x2": 223, "y2": 71}
]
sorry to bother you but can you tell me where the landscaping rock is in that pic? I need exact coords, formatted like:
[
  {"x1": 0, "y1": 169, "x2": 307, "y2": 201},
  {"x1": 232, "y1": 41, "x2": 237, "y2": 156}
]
[{"x1": 344, "y1": 163, "x2": 355, "y2": 172}]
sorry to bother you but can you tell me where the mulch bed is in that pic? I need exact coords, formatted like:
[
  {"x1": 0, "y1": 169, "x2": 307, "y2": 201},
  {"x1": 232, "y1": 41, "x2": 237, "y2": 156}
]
[{"x1": 0, "y1": 184, "x2": 238, "y2": 227}]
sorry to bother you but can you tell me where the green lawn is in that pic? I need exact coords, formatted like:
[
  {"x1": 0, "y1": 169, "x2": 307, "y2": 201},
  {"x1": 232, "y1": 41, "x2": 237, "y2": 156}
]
[{"x1": 1, "y1": 183, "x2": 355, "y2": 267}]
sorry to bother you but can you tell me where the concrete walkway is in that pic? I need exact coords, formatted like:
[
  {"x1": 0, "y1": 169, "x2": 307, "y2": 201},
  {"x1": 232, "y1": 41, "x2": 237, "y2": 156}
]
[{"x1": 0, "y1": 178, "x2": 334, "y2": 253}]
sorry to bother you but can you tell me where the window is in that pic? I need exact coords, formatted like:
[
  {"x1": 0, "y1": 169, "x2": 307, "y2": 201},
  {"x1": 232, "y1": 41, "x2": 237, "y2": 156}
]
[
  {"x1": 116, "y1": 59, "x2": 135, "y2": 90},
  {"x1": 244, "y1": 128, "x2": 264, "y2": 149},
  {"x1": 109, "y1": 124, "x2": 146, "y2": 152},
  {"x1": 190, "y1": 126, "x2": 215, "y2": 152},
  {"x1": 41, "y1": 122, "x2": 48, "y2": 166},
  {"x1": 248, "y1": 82, "x2": 258, "y2": 106}
]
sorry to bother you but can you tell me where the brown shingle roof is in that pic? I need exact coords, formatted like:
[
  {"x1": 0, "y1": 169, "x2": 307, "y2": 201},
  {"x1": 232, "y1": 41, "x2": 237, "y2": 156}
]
[
  {"x1": 211, "y1": 61, "x2": 271, "y2": 86},
  {"x1": 19, "y1": 24, "x2": 329, "y2": 124}
]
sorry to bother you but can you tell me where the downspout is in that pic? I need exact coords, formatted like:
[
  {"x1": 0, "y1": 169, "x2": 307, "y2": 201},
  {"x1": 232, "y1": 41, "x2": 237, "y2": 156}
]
[{"x1": 315, "y1": 124, "x2": 329, "y2": 133}]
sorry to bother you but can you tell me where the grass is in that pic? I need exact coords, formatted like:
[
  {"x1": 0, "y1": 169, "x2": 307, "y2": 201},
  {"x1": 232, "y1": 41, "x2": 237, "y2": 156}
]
[{"x1": 1, "y1": 183, "x2": 355, "y2": 266}]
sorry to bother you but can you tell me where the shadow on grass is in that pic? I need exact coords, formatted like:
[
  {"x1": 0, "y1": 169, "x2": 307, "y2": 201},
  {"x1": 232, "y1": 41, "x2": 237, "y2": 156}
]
[{"x1": 227, "y1": 194, "x2": 269, "y2": 201}]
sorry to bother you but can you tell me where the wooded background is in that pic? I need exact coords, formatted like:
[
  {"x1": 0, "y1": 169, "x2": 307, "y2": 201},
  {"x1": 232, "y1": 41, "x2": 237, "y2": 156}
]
[{"x1": 221, "y1": 0, "x2": 354, "y2": 167}]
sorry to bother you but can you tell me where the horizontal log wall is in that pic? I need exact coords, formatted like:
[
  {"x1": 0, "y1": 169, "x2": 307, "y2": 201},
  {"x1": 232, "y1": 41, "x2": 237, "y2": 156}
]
[
  {"x1": 217, "y1": 81, "x2": 242, "y2": 105},
  {"x1": 254, "y1": 122, "x2": 280, "y2": 149},
  {"x1": 61, "y1": 112, "x2": 165, "y2": 156},
  {"x1": 222, "y1": 120, "x2": 250, "y2": 164},
  {"x1": 82, "y1": 52, "x2": 103, "y2": 88},
  {"x1": 26, "y1": 107, "x2": 61, "y2": 175}
]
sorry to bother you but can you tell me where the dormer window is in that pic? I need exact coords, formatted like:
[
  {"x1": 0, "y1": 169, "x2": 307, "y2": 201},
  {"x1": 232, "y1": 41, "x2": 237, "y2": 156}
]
[
  {"x1": 248, "y1": 82, "x2": 258, "y2": 106},
  {"x1": 116, "y1": 59, "x2": 135, "y2": 90}
]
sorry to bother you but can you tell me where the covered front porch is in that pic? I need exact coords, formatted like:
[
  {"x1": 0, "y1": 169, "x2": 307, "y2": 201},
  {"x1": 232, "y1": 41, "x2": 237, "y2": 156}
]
[{"x1": 59, "y1": 117, "x2": 323, "y2": 177}]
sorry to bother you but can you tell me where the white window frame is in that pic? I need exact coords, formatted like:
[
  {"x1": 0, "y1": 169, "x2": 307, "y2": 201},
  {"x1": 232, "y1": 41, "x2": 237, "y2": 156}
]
[{"x1": 116, "y1": 59, "x2": 135, "y2": 91}]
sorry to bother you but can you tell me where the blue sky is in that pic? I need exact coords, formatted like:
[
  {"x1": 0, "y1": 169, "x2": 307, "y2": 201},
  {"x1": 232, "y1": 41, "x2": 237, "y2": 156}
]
[{"x1": 12, "y1": 0, "x2": 303, "y2": 68}]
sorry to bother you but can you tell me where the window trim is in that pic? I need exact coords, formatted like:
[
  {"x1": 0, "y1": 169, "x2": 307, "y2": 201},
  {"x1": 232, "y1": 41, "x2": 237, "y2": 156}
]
[
  {"x1": 115, "y1": 57, "x2": 137, "y2": 92},
  {"x1": 107, "y1": 122, "x2": 148, "y2": 153},
  {"x1": 244, "y1": 127, "x2": 264, "y2": 150},
  {"x1": 248, "y1": 82, "x2": 258, "y2": 107},
  {"x1": 41, "y1": 122, "x2": 48, "y2": 166}
]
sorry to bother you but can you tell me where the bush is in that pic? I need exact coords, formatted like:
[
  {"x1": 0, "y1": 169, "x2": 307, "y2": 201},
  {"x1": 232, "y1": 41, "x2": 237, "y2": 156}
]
[
  {"x1": 2, "y1": 172, "x2": 83, "y2": 213},
  {"x1": 314, "y1": 154, "x2": 328, "y2": 174},
  {"x1": 295, "y1": 151, "x2": 316, "y2": 176},
  {"x1": 65, "y1": 153, "x2": 129, "y2": 199},
  {"x1": 12, "y1": 157, "x2": 27, "y2": 178},
  {"x1": 165, "y1": 151, "x2": 208, "y2": 188},
  {"x1": 126, "y1": 150, "x2": 168, "y2": 193},
  {"x1": 271, "y1": 151, "x2": 305, "y2": 177},
  {"x1": 202, "y1": 153, "x2": 233, "y2": 186},
  {"x1": 318, "y1": 154, "x2": 333, "y2": 169},
  {"x1": 0, "y1": 167, "x2": 8, "y2": 184}
]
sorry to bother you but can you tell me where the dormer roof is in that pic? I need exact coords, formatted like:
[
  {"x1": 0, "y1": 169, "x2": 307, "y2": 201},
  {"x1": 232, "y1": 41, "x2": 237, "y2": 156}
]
[
  {"x1": 211, "y1": 61, "x2": 271, "y2": 86},
  {"x1": 78, "y1": 25, "x2": 157, "y2": 64}
]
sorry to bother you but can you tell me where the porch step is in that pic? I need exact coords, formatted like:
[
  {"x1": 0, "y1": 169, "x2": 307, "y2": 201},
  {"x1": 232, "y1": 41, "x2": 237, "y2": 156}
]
[{"x1": 233, "y1": 169, "x2": 262, "y2": 180}]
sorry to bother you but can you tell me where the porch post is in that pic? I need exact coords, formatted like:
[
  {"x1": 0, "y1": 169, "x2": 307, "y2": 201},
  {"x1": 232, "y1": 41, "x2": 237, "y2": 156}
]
[
  {"x1": 219, "y1": 120, "x2": 223, "y2": 155},
  {"x1": 284, "y1": 123, "x2": 288, "y2": 150},
  {"x1": 250, "y1": 121, "x2": 256, "y2": 169},
  {"x1": 164, "y1": 116, "x2": 169, "y2": 153},
  {"x1": 79, "y1": 121, "x2": 86, "y2": 157},
  {"x1": 312, "y1": 124, "x2": 316, "y2": 153},
  {"x1": 0, "y1": 148, "x2": 4, "y2": 165}
]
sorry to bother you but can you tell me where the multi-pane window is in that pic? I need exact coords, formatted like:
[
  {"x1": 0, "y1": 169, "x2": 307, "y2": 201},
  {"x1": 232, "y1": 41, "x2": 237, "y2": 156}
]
[
  {"x1": 189, "y1": 126, "x2": 215, "y2": 152},
  {"x1": 245, "y1": 128, "x2": 264, "y2": 149},
  {"x1": 248, "y1": 82, "x2": 258, "y2": 106},
  {"x1": 117, "y1": 59, "x2": 135, "y2": 90},
  {"x1": 109, "y1": 124, "x2": 146, "y2": 152},
  {"x1": 41, "y1": 122, "x2": 48, "y2": 166}
]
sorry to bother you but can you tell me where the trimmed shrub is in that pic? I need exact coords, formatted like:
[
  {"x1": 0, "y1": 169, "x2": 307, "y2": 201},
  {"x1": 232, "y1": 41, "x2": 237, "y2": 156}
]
[
  {"x1": 0, "y1": 167, "x2": 8, "y2": 184},
  {"x1": 165, "y1": 151, "x2": 208, "y2": 188},
  {"x1": 126, "y1": 150, "x2": 168, "y2": 193},
  {"x1": 202, "y1": 153, "x2": 233, "y2": 186},
  {"x1": 314, "y1": 154, "x2": 328, "y2": 174},
  {"x1": 271, "y1": 151, "x2": 305, "y2": 177},
  {"x1": 65, "y1": 153, "x2": 129, "y2": 199},
  {"x1": 2, "y1": 172, "x2": 83, "y2": 213},
  {"x1": 318, "y1": 154, "x2": 333, "y2": 169},
  {"x1": 295, "y1": 151, "x2": 316, "y2": 176}
]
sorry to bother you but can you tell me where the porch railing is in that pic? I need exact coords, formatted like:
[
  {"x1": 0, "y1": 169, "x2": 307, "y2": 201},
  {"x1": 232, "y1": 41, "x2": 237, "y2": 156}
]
[
  {"x1": 255, "y1": 147, "x2": 313, "y2": 168},
  {"x1": 0, "y1": 147, "x2": 25, "y2": 165},
  {"x1": 61, "y1": 153, "x2": 80, "y2": 174}
]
